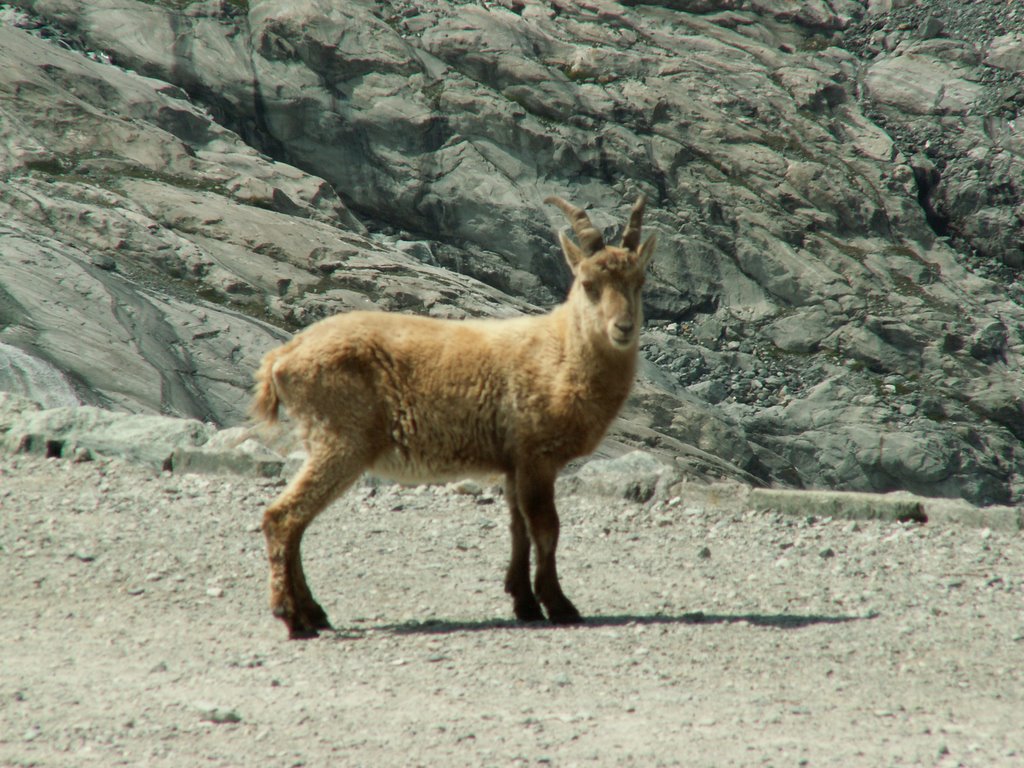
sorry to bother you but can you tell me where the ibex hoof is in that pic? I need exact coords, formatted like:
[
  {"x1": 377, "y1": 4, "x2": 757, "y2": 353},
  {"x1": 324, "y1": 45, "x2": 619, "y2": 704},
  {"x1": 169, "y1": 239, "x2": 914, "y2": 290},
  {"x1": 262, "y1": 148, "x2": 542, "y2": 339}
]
[
  {"x1": 273, "y1": 604, "x2": 332, "y2": 639},
  {"x1": 548, "y1": 607, "x2": 584, "y2": 626},
  {"x1": 303, "y1": 603, "x2": 333, "y2": 631},
  {"x1": 513, "y1": 600, "x2": 546, "y2": 623},
  {"x1": 285, "y1": 613, "x2": 331, "y2": 640},
  {"x1": 288, "y1": 624, "x2": 321, "y2": 640}
]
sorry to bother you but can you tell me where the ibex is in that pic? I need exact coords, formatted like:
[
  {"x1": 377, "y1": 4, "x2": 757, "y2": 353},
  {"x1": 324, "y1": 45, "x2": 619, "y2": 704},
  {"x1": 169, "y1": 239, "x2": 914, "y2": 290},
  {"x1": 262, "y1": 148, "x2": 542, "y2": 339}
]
[{"x1": 252, "y1": 196, "x2": 655, "y2": 637}]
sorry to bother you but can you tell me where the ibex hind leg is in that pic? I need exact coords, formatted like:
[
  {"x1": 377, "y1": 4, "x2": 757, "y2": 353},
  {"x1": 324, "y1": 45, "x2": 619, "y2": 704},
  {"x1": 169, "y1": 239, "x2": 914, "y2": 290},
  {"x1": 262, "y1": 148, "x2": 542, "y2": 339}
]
[
  {"x1": 263, "y1": 442, "x2": 364, "y2": 639},
  {"x1": 288, "y1": 536, "x2": 331, "y2": 633}
]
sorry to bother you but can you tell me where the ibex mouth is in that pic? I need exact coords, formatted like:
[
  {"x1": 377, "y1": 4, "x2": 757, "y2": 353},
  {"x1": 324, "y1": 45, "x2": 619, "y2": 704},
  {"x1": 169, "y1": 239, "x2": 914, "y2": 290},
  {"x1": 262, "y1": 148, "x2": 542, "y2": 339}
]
[
  {"x1": 610, "y1": 331, "x2": 636, "y2": 349},
  {"x1": 610, "y1": 320, "x2": 636, "y2": 348}
]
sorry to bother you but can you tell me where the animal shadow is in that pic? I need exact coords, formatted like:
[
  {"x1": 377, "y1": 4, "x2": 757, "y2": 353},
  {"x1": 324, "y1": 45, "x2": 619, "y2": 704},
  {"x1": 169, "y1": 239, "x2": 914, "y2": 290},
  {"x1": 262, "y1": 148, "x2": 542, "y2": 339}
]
[{"x1": 369, "y1": 610, "x2": 873, "y2": 637}]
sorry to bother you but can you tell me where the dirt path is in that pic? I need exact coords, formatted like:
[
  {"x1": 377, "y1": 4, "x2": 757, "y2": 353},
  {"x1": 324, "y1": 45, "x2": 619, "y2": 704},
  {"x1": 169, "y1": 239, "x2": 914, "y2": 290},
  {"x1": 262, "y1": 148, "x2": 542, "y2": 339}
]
[{"x1": 2, "y1": 454, "x2": 1022, "y2": 767}]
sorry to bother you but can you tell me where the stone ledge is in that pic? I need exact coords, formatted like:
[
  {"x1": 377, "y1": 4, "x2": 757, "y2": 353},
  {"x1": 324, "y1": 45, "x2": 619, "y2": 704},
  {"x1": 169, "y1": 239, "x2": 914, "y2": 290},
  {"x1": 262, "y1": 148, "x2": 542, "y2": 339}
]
[
  {"x1": 169, "y1": 446, "x2": 285, "y2": 479},
  {"x1": 751, "y1": 488, "x2": 1022, "y2": 531}
]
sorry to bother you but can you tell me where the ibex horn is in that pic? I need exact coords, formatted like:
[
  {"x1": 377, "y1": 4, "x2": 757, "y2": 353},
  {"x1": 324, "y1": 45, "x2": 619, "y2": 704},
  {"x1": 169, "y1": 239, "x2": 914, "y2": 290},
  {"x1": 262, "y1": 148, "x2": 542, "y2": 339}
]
[
  {"x1": 545, "y1": 196, "x2": 606, "y2": 256},
  {"x1": 620, "y1": 195, "x2": 646, "y2": 251}
]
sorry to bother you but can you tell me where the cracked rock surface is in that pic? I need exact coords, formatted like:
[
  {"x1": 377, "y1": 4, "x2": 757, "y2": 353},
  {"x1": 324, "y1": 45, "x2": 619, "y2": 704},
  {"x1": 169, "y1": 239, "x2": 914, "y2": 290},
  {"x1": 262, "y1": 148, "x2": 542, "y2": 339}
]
[{"x1": 1, "y1": 0, "x2": 1023, "y2": 503}]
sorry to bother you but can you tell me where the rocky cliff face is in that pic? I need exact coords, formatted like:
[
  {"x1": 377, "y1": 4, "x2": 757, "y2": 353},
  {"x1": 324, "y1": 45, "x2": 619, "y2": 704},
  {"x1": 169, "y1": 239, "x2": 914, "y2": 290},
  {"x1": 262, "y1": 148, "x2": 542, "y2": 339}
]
[{"x1": 1, "y1": 0, "x2": 1022, "y2": 503}]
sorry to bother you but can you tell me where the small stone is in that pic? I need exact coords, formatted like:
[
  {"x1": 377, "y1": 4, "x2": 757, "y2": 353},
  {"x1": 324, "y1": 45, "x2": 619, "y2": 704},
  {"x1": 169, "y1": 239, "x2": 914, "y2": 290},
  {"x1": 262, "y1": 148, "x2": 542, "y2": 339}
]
[
  {"x1": 819, "y1": 547, "x2": 836, "y2": 559},
  {"x1": 91, "y1": 254, "x2": 117, "y2": 271},
  {"x1": 917, "y1": 15, "x2": 943, "y2": 39},
  {"x1": 206, "y1": 587, "x2": 224, "y2": 598},
  {"x1": 697, "y1": 546, "x2": 711, "y2": 560},
  {"x1": 449, "y1": 479, "x2": 482, "y2": 496},
  {"x1": 197, "y1": 703, "x2": 242, "y2": 724}
]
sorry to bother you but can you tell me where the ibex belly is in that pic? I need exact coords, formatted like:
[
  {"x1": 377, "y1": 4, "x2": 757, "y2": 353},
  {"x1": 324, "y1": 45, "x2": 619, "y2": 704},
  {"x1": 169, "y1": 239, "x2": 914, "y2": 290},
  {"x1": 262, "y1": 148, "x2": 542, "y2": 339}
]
[{"x1": 369, "y1": 401, "x2": 509, "y2": 484}]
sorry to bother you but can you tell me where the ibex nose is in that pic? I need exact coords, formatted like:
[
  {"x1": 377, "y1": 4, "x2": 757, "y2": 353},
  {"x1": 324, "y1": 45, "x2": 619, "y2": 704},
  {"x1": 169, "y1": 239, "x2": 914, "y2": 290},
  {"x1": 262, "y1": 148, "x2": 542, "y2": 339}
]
[{"x1": 615, "y1": 320, "x2": 635, "y2": 336}]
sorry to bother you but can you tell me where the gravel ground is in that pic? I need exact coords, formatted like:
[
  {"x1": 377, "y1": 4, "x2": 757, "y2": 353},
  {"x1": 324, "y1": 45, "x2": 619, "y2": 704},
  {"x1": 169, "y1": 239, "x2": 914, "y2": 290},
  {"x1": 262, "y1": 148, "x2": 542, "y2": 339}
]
[{"x1": 2, "y1": 454, "x2": 1022, "y2": 767}]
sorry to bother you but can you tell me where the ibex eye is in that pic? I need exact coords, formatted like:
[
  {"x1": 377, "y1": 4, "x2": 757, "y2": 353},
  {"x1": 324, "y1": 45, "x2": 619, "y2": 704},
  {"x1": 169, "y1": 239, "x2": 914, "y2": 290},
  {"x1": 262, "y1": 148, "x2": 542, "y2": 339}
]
[{"x1": 581, "y1": 279, "x2": 598, "y2": 297}]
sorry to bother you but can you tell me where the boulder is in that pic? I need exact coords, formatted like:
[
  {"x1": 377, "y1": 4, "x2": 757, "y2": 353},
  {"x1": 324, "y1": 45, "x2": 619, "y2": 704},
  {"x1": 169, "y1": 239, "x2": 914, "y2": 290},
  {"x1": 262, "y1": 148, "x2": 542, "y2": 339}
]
[
  {"x1": 2, "y1": 404, "x2": 212, "y2": 468},
  {"x1": 985, "y1": 33, "x2": 1024, "y2": 73},
  {"x1": 569, "y1": 451, "x2": 683, "y2": 503},
  {"x1": 865, "y1": 47, "x2": 983, "y2": 115}
]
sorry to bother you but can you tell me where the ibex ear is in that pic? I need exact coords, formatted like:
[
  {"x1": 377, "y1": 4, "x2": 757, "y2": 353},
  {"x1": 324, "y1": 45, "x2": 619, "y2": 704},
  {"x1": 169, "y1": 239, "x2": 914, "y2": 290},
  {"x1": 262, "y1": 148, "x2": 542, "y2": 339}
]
[
  {"x1": 558, "y1": 230, "x2": 585, "y2": 272},
  {"x1": 638, "y1": 234, "x2": 656, "y2": 270}
]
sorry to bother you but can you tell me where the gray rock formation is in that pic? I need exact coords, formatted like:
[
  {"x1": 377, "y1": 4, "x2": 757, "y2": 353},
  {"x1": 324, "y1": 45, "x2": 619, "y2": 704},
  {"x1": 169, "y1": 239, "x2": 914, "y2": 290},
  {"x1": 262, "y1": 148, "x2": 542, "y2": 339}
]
[
  {"x1": 0, "y1": 391, "x2": 212, "y2": 467},
  {"x1": 0, "y1": 11, "x2": 533, "y2": 424},
  {"x1": 1, "y1": 0, "x2": 1023, "y2": 504}
]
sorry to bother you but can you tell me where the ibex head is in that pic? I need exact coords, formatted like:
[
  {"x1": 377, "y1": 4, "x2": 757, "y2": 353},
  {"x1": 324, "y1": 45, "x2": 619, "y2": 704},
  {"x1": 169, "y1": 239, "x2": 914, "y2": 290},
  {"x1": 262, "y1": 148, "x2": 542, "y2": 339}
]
[{"x1": 546, "y1": 195, "x2": 656, "y2": 350}]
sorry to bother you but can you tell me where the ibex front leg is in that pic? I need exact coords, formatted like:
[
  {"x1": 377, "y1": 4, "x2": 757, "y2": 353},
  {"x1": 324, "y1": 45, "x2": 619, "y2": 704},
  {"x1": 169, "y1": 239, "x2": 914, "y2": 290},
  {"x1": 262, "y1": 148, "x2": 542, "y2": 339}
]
[
  {"x1": 514, "y1": 468, "x2": 583, "y2": 625},
  {"x1": 504, "y1": 473, "x2": 544, "y2": 622}
]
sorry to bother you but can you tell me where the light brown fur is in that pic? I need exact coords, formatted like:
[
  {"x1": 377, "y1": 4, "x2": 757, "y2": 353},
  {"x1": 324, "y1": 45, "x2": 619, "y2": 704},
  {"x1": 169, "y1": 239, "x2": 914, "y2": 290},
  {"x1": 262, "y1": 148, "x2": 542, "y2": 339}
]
[{"x1": 253, "y1": 197, "x2": 655, "y2": 638}]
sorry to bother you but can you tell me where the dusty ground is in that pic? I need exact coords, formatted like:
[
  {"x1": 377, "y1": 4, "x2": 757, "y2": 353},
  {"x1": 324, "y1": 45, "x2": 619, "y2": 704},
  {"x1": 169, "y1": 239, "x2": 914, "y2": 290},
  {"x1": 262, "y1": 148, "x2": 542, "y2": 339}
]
[{"x1": 1, "y1": 453, "x2": 1022, "y2": 767}]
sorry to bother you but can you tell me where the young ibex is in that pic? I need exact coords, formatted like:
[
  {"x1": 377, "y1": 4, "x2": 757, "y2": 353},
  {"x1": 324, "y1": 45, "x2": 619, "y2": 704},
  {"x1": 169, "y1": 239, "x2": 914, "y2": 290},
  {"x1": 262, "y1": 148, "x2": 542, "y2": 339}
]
[{"x1": 252, "y1": 196, "x2": 655, "y2": 638}]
